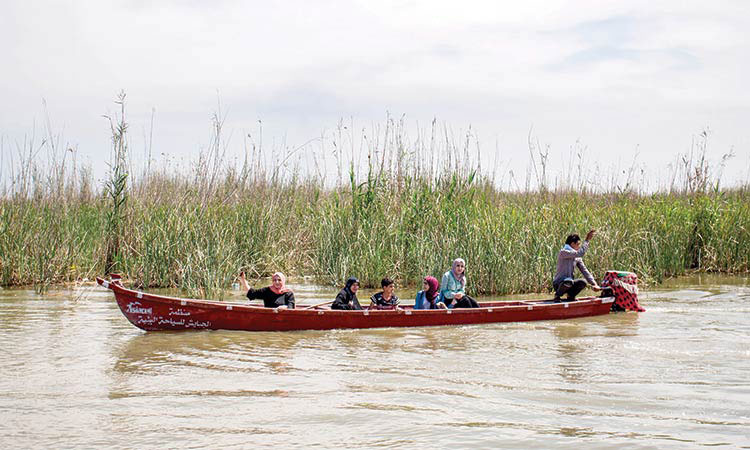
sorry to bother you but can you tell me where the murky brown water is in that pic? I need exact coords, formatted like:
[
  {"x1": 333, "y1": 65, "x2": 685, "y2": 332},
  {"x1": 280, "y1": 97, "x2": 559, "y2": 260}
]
[{"x1": 1, "y1": 275, "x2": 749, "y2": 448}]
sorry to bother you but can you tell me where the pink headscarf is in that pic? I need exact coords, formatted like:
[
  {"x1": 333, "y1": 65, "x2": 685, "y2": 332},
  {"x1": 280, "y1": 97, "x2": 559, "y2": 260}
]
[
  {"x1": 451, "y1": 258, "x2": 466, "y2": 286},
  {"x1": 424, "y1": 276, "x2": 440, "y2": 301},
  {"x1": 269, "y1": 272, "x2": 292, "y2": 295}
]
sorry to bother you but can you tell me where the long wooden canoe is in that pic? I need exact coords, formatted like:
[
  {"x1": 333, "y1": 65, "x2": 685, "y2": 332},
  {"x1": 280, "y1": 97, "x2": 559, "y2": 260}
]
[{"x1": 97, "y1": 276, "x2": 615, "y2": 332}]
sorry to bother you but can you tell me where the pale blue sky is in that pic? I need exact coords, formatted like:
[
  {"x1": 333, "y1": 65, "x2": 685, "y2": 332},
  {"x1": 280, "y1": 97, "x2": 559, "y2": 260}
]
[{"x1": 1, "y1": 0, "x2": 748, "y2": 190}]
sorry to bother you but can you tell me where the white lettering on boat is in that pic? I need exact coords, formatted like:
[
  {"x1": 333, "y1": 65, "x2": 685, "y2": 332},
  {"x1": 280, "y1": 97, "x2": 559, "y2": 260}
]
[
  {"x1": 129, "y1": 310, "x2": 212, "y2": 329},
  {"x1": 158, "y1": 318, "x2": 185, "y2": 326},
  {"x1": 153, "y1": 317, "x2": 211, "y2": 328},
  {"x1": 169, "y1": 308, "x2": 191, "y2": 317},
  {"x1": 126, "y1": 302, "x2": 153, "y2": 315}
]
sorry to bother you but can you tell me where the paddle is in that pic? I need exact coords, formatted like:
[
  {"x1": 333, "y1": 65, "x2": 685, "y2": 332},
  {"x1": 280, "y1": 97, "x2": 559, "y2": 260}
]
[{"x1": 303, "y1": 300, "x2": 334, "y2": 310}]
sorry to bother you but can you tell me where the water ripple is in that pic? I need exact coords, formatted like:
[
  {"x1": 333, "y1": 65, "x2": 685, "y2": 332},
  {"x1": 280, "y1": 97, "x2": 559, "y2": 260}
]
[{"x1": 1, "y1": 278, "x2": 750, "y2": 448}]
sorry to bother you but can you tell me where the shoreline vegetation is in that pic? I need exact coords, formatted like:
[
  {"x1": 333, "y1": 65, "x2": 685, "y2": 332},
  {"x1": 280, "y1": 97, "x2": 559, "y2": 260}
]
[{"x1": 2, "y1": 94, "x2": 749, "y2": 298}]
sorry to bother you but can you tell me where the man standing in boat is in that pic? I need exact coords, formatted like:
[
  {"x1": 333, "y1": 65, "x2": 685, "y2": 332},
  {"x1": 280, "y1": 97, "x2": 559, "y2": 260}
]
[{"x1": 553, "y1": 229, "x2": 602, "y2": 301}]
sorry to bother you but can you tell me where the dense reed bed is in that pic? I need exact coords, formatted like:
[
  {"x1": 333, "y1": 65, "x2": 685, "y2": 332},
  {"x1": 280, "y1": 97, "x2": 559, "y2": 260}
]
[
  {"x1": 2, "y1": 100, "x2": 748, "y2": 297},
  {"x1": 2, "y1": 175, "x2": 748, "y2": 298}
]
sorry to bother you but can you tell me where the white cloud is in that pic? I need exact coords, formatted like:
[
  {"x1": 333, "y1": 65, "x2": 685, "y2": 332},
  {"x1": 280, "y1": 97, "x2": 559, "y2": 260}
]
[{"x1": 1, "y1": 0, "x2": 748, "y2": 188}]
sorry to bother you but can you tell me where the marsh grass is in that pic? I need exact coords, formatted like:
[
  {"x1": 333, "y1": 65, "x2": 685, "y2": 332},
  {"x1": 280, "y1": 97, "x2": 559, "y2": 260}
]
[
  {"x1": 1, "y1": 105, "x2": 748, "y2": 297},
  {"x1": 103, "y1": 91, "x2": 130, "y2": 276}
]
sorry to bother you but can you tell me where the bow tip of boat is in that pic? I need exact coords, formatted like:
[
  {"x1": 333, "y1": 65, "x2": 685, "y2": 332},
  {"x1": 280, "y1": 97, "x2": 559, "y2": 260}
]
[{"x1": 96, "y1": 274, "x2": 122, "y2": 289}]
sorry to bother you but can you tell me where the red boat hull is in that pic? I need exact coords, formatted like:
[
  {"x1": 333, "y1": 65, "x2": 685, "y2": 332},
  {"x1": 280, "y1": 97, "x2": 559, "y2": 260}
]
[{"x1": 97, "y1": 277, "x2": 615, "y2": 332}]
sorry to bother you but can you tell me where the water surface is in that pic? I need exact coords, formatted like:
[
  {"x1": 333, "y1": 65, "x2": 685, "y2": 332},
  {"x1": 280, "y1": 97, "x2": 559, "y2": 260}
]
[{"x1": 1, "y1": 275, "x2": 748, "y2": 448}]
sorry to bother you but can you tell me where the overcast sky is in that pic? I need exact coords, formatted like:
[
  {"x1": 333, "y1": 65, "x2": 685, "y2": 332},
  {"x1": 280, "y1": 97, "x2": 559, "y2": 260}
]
[{"x1": 1, "y1": 0, "x2": 748, "y2": 190}]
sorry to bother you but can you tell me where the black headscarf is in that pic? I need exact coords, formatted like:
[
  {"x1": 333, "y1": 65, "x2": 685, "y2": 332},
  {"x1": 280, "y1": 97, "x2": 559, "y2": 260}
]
[
  {"x1": 332, "y1": 276, "x2": 362, "y2": 310},
  {"x1": 344, "y1": 277, "x2": 359, "y2": 293}
]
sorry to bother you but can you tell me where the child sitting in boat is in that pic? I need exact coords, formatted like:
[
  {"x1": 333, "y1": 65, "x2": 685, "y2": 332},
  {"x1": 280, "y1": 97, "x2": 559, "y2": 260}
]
[
  {"x1": 414, "y1": 276, "x2": 441, "y2": 309},
  {"x1": 369, "y1": 278, "x2": 401, "y2": 310},
  {"x1": 331, "y1": 277, "x2": 363, "y2": 310},
  {"x1": 239, "y1": 271, "x2": 295, "y2": 309},
  {"x1": 439, "y1": 258, "x2": 480, "y2": 308},
  {"x1": 552, "y1": 230, "x2": 602, "y2": 301}
]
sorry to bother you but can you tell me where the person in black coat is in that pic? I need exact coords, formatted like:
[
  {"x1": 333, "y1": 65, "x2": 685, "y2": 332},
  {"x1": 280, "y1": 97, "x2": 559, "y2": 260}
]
[
  {"x1": 331, "y1": 277, "x2": 362, "y2": 310},
  {"x1": 239, "y1": 271, "x2": 295, "y2": 309}
]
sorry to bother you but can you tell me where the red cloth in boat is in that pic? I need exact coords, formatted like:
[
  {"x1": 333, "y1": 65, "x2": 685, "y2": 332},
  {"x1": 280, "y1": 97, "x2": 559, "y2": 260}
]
[{"x1": 602, "y1": 271, "x2": 645, "y2": 312}]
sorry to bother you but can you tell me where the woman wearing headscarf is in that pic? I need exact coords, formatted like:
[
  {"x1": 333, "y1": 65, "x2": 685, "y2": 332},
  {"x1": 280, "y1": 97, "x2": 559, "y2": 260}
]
[
  {"x1": 239, "y1": 271, "x2": 295, "y2": 309},
  {"x1": 414, "y1": 276, "x2": 441, "y2": 310},
  {"x1": 439, "y1": 258, "x2": 479, "y2": 308},
  {"x1": 331, "y1": 277, "x2": 363, "y2": 310}
]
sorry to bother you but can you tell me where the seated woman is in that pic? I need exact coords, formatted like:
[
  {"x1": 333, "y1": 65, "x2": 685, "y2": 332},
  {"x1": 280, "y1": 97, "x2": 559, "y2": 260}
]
[
  {"x1": 414, "y1": 276, "x2": 440, "y2": 309},
  {"x1": 239, "y1": 271, "x2": 295, "y2": 309},
  {"x1": 369, "y1": 278, "x2": 400, "y2": 310},
  {"x1": 331, "y1": 277, "x2": 363, "y2": 310},
  {"x1": 439, "y1": 258, "x2": 480, "y2": 308}
]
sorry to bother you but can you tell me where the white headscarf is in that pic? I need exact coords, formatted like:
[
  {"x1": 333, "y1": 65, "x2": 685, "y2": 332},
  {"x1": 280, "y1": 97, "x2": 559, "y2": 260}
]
[{"x1": 451, "y1": 258, "x2": 466, "y2": 286}]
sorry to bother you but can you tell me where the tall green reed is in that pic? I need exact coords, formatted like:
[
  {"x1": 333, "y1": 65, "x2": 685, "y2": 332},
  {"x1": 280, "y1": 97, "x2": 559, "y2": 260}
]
[
  {"x1": 1, "y1": 103, "x2": 748, "y2": 297},
  {"x1": 103, "y1": 91, "x2": 129, "y2": 275}
]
